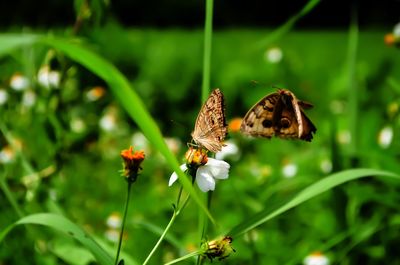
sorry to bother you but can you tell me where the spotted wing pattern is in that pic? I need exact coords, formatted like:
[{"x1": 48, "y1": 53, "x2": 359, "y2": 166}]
[{"x1": 240, "y1": 89, "x2": 316, "y2": 141}]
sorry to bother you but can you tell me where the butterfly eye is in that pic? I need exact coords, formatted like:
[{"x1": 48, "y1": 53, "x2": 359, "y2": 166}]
[
  {"x1": 262, "y1": 119, "x2": 273, "y2": 128},
  {"x1": 280, "y1": 118, "x2": 291, "y2": 128}
]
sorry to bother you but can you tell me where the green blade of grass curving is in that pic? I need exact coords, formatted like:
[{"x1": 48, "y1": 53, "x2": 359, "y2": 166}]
[
  {"x1": 254, "y1": 0, "x2": 320, "y2": 49},
  {"x1": 228, "y1": 168, "x2": 400, "y2": 238},
  {"x1": 0, "y1": 213, "x2": 113, "y2": 265},
  {"x1": 0, "y1": 33, "x2": 214, "y2": 224}
]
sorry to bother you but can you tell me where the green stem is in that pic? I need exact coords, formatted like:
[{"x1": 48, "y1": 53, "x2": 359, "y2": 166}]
[
  {"x1": 201, "y1": 0, "x2": 214, "y2": 102},
  {"x1": 114, "y1": 181, "x2": 133, "y2": 265},
  {"x1": 164, "y1": 250, "x2": 203, "y2": 265},
  {"x1": 0, "y1": 171, "x2": 24, "y2": 218},
  {"x1": 143, "y1": 194, "x2": 191, "y2": 265}
]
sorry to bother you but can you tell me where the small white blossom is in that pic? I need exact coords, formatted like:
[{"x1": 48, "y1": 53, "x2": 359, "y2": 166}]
[
  {"x1": 264, "y1": 47, "x2": 283, "y2": 64},
  {"x1": 303, "y1": 252, "x2": 329, "y2": 265},
  {"x1": 0, "y1": 146, "x2": 14, "y2": 163},
  {"x1": 320, "y1": 159, "x2": 332, "y2": 174},
  {"x1": 86, "y1": 86, "x2": 106, "y2": 101},
  {"x1": 394, "y1": 22, "x2": 400, "y2": 37},
  {"x1": 0, "y1": 89, "x2": 9, "y2": 105},
  {"x1": 22, "y1": 90, "x2": 36, "y2": 107},
  {"x1": 131, "y1": 132, "x2": 151, "y2": 154},
  {"x1": 70, "y1": 118, "x2": 86, "y2": 133},
  {"x1": 169, "y1": 158, "x2": 230, "y2": 192},
  {"x1": 99, "y1": 113, "x2": 116, "y2": 132},
  {"x1": 10, "y1": 73, "x2": 29, "y2": 91},
  {"x1": 378, "y1": 126, "x2": 393, "y2": 149},
  {"x1": 282, "y1": 163, "x2": 297, "y2": 178},
  {"x1": 38, "y1": 65, "x2": 61, "y2": 89},
  {"x1": 106, "y1": 212, "x2": 122, "y2": 229},
  {"x1": 215, "y1": 140, "x2": 239, "y2": 160},
  {"x1": 104, "y1": 229, "x2": 120, "y2": 243}
]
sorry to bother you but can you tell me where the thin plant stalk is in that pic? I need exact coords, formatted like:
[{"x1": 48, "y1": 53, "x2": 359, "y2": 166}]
[
  {"x1": 114, "y1": 182, "x2": 133, "y2": 265},
  {"x1": 201, "y1": 0, "x2": 214, "y2": 102},
  {"x1": 0, "y1": 171, "x2": 24, "y2": 218},
  {"x1": 164, "y1": 250, "x2": 203, "y2": 265},
  {"x1": 143, "y1": 193, "x2": 191, "y2": 265}
]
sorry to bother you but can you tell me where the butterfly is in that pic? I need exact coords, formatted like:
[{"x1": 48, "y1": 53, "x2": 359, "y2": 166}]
[
  {"x1": 191, "y1": 89, "x2": 228, "y2": 152},
  {"x1": 240, "y1": 88, "x2": 316, "y2": 141}
]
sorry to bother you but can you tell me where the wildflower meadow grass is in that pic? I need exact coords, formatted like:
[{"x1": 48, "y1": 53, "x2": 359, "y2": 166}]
[{"x1": 1, "y1": 0, "x2": 400, "y2": 264}]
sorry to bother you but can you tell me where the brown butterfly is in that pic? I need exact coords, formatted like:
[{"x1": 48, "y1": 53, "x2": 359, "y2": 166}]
[
  {"x1": 191, "y1": 89, "x2": 228, "y2": 152},
  {"x1": 240, "y1": 89, "x2": 316, "y2": 141}
]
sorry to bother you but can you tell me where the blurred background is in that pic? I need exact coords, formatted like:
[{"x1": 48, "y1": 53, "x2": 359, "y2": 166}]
[{"x1": 1, "y1": 0, "x2": 400, "y2": 264}]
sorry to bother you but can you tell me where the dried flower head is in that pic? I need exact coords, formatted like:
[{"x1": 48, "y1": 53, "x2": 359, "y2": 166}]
[
  {"x1": 202, "y1": 236, "x2": 235, "y2": 261},
  {"x1": 185, "y1": 146, "x2": 208, "y2": 167},
  {"x1": 120, "y1": 146, "x2": 145, "y2": 183}
]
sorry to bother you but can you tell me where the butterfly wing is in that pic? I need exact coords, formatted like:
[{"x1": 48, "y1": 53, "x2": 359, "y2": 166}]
[
  {"x1": 240, "y1": 92, "x2": 280, "y2": 138},
  {"x1": 241, "y1": 89, "x2": 316, "y2": 141},
  {"x1": 191, "y1": 89, "x2": 227, "y2": 152}
]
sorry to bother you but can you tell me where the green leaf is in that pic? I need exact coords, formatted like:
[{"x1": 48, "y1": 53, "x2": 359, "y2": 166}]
[
  {"x1": 0, "y1": 33, "x2": 214, "y2": 223},
  {"x1": 228, "y1": 168, "x2": 400, "y2": 237},
  {"x1": 0, "y1": 213, "x2": 113, "y2": 265}
]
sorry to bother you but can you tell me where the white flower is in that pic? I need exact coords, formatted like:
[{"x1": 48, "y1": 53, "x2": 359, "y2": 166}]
[
  {"x1": 215, "y1": 140, "x2": 239, "y2": 160},
  {"x1": 99, "y1": 113, "x2": 116, "y2": 132},
  {"x1": 394, "y1": 22, "x2": 400, "y2": 37},
  {"x1": 169, "y1": 158, "x2": 230, "y2": 192},
  {"x1": 38, "y1": 65, "x2": 61, "y2": 89},
  {"x1": 22, "y1": 90, "x2": 36, "y2": 107},
  {"x1": 320, "y1": 159, "x2": 332, "y2": 174},
  {"x1": 0, "y1": 89, "x2": 8, "y2": 105},
  {"x1": 106, "y1": 212, "x2": 122, "y2": 229},
  {"x1": 303, "y1": 252, "x2": 329, "y2": 265},
  {"x1": 378, "y1": 126, "x2": 393, "y2": 149},
  {"x1": 264, "y1": 47, "x2": 283, "y2": 64},
  {"x1": 282, "y1": 163, "x2": 297, "y2": 178},
  {"x1": 10, "y1": 73, "x2": 29, "y2": 91}
]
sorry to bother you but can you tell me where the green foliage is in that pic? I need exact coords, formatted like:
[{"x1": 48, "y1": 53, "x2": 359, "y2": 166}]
[{"x1": 1, "y1": 2, "x2": 400, "y2": 264}]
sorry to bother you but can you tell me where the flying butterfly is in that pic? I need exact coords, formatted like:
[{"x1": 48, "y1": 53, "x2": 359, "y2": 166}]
[
  {"x1": 240, "y1": 89, "x2": 316, "y2": 141},
  {"x1": 191, "y1": 89, "x2": 228, "y2": 152}
]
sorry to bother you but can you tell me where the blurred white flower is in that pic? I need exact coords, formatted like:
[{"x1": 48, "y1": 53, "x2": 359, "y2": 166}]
[
  {"x1": 22, "y1": 90, "x2": 37, "y2": 107},
  {"x1": 378, "y1": 126, "x2": 393, "y2": 149},
  {"x1": 215, "y1": 140, "x2": 239, "y2": 160},
  {"x1": 282, "y1": 162, "x2": 297, "y2": 178},
  {"x1": 104, "y1": 229, "x2": 120, "y2": 243},
  {"x1": 303, "y1": 252, "x2": 329, "y2": 265},
  {"x1": 70, "y1": 118, "x2": 86, "y2": 133},
  {"x1": 264, "y1": 47, "x2": 283, "y2": 64},
  {"x1": 337, "y1": 130, "x2": 351, "y2": 145},
  {"x1": 99, "y1": 113, "x2": 116, "y2": 132},
  {"x1": 131, "y1": 132, "x2": 151, "y2": 154},
  {"x1": 38, "y1": 65, "x2": 61, "y2": 89},
  {"x1": 394, "y1": 22, "x2": 400, "y2": 37},
  {"x1": 106, "y1": 212, "x2": 122, "y2": 229},
  {"x1": 0, "y1": 146, "x2": 15, "y2": 163},
  {"x1": 164, "y1": 137, "x2": 181, "y2": 154},
  {"x1": 320, "y1": 159, "x2": 333, "y2": 174},
  {"x1": 0, "y1": 89, "x2": 9, "y2": 105},
  {"x1": 169, "y1": 158, "x2": 230, "y2": 192},
  {"x1": 86, "y1": 86, "x2": 106, "y2": 101},
  {"x1": 10, "y1": 73, "x2": 30, "y2": 91}
]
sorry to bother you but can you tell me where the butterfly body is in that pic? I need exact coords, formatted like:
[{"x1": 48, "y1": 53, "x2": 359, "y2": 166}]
[
  {"x1": 191, "y1": 89, "x2": 228, "y2": 152},
  {"x1": 240, "y1": 89, "x2": 316, "y2": 141}
]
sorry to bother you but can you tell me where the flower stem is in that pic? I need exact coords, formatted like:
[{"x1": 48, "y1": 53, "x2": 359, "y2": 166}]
[
  {"x1": 143, "y1": 194, "x2": 191, "y2": 265},
  {"x1": 201, "y1": 0, "x2": 214, "y2": 102},
  {"x1": 164, "y1": 250, "x2": 203, "y2": 265},
  {"x1": 114, "y1": 181, "x2": 132, "y2": 265}
]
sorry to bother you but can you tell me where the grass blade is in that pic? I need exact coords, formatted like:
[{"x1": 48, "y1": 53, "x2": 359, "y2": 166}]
[
  {"x1": 0, "y1": 213, "x2": 113, "y2": 265},
  {"x1": 228, "y1": 168, "x2": 400, "y2": 237}
]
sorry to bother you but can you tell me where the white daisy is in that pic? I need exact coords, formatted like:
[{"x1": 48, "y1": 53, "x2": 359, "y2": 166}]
[{"x1": 169, "y1": 158, "x2": 230, "y2": 192}]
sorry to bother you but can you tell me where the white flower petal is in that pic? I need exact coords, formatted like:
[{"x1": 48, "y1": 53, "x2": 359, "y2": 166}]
[
  {"x1": 168, "y1": 164, "x2": 187, "y2": 186},
  {"x1": 196, "y1": 167, "x2": 215, "y2": 192},
  {"x1": 205, "y1": 158, "x2": 230, "y2": 179}
]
